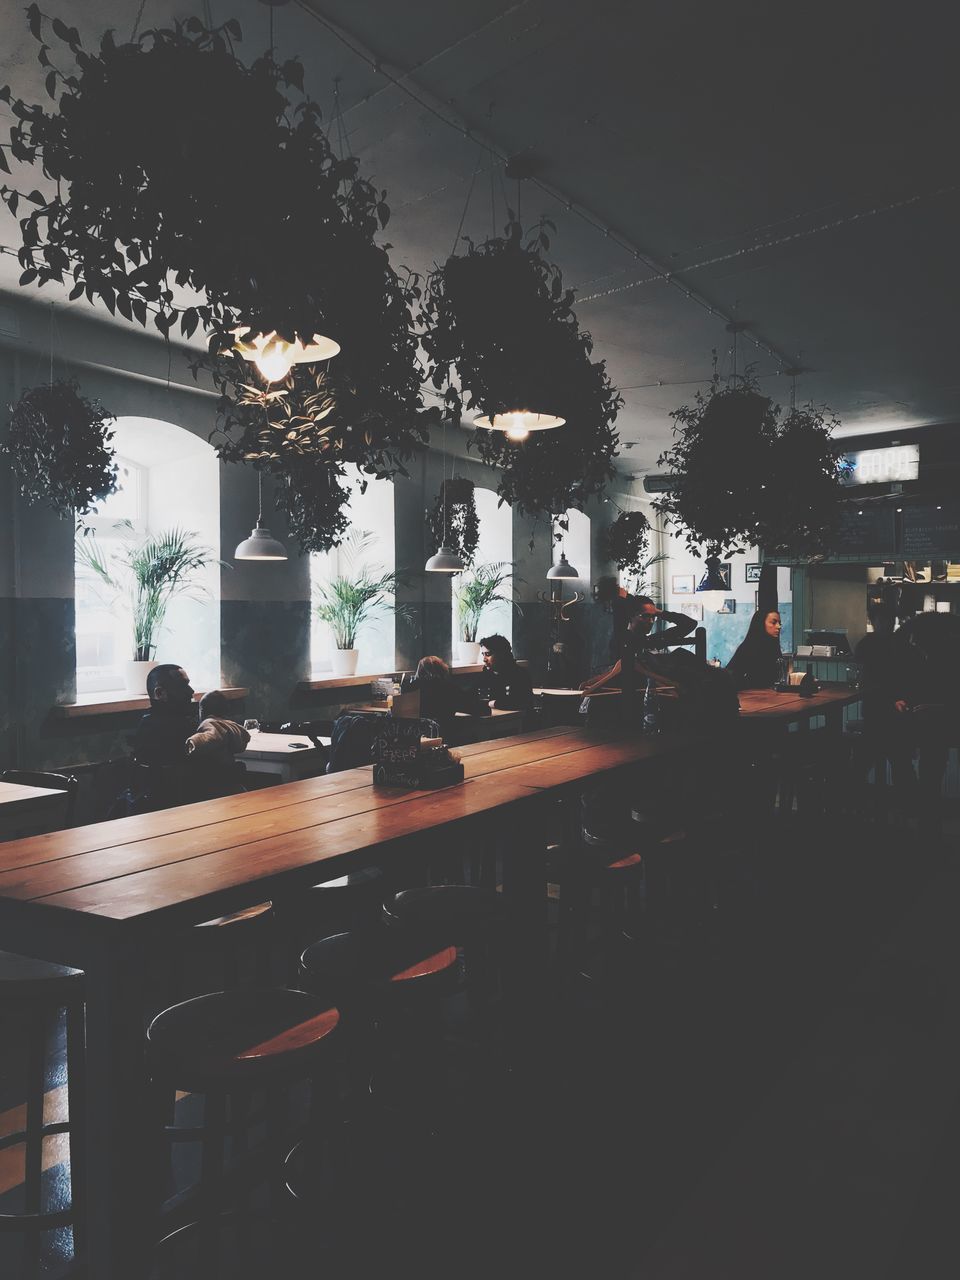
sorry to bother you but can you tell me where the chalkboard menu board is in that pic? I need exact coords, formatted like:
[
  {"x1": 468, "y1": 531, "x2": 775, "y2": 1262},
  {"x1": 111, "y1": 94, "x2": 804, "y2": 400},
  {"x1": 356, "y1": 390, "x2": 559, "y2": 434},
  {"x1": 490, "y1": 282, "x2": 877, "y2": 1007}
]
[
  {"x1": 831, "y1": 506, "x2": 897, "y2": 557},
  {"x1": 372, "y1": 719, "x2": 421, "y2": 788},
  {"x1": 901, "y1": 501, "x2": 960, "y2": 558}
]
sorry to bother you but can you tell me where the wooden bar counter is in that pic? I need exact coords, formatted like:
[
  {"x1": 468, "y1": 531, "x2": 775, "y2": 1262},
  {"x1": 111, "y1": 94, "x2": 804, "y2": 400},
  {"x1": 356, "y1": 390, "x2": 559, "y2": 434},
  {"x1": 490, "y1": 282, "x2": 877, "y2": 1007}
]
[{"x1": 0, "y1": 724, "x2": 699, "y2": 1279}]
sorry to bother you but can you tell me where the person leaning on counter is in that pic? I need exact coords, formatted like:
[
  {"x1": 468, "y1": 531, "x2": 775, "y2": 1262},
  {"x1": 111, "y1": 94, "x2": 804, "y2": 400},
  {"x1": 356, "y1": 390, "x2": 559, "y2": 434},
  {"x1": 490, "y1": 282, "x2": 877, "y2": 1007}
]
[{"x1": 581, "y1": 579, "x2": 696, "y2": 698}]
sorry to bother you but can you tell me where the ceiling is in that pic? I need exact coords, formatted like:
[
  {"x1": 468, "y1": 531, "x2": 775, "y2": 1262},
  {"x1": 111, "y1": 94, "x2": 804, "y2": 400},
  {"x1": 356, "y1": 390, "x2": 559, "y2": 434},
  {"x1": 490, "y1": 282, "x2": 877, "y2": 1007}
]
[{"x1": 2, "y1": 0, "x2": 958, "y2": 481}]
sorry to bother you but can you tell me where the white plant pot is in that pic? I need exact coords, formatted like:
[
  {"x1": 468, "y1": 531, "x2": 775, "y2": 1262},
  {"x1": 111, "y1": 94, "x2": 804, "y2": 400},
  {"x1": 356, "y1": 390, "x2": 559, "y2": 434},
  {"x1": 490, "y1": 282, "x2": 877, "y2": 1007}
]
[
  {"x1": 124, "y1": 659, "x2": 158, "y2": 696},
  {"x1": 458, "y1": 641, "x2": 482, "y2": 665},
  {"x1": 331, "y1": 648, "x2": 359, "y2": 677}
]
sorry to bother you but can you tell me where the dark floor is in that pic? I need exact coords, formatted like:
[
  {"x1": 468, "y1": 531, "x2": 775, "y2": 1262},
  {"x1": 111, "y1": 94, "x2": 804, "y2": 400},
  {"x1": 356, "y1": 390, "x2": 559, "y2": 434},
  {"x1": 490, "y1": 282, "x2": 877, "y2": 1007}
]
[{"x1": 2, "y1": 804, "x2": 958, "y2": 1279}]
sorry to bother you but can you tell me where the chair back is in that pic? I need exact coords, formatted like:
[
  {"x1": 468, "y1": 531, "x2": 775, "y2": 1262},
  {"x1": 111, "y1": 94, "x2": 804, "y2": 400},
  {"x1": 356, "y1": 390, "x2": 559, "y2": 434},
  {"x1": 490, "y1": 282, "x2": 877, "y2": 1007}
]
[{"x1": 0, "y1": 769, "x2": 79, "y2": 830}]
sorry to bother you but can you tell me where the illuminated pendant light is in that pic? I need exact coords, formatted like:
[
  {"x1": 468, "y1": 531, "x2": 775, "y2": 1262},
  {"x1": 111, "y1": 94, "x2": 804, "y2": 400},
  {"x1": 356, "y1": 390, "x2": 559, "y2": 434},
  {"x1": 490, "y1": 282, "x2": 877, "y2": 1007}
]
[
  {"x1": 425, "y1": 419, "x2": 465, "y2": 573},
  {"x1": 473, "y1": 409, "x2": 565, "y2": 443},
  {"x1": 547, "y1": 552, "x2": 579, "y2": 580},
  {"x1": 235, "y1": 471, "x2": 287, "y2": 561},
  {"x1": 696, "y1": 555, "x2": 727, "y2": 612},
  {"x1": 232, "y1": 329, "x2": 341, "y2": 385}
]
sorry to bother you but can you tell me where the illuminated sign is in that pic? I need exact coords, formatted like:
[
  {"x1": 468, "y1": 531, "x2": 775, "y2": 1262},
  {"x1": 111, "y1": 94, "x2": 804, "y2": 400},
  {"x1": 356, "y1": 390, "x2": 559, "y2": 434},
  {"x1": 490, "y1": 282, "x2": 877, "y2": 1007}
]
[{"x1": 841, "y1": 443, "x2": 920, "y2": 486}]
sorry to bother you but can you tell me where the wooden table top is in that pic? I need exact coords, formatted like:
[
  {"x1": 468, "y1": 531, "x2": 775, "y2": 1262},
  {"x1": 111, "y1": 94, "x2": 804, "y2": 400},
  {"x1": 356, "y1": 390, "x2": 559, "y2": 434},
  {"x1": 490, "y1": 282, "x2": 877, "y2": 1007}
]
[
  {"x1": 534, "y1": 687, "x2": 621, "y2": 698},
  {"x1": 736, "y1": 683, "x2": 860, "y2": 721},
  {"x1": 0, "y1": 780, "x2": 68, "y2": 808},
  {"x1": 243, "y1": 731, "x2": 329, "y2": 759},
  {"x1": 0, "y1": 726, "x2": 695, "y2": 927}
]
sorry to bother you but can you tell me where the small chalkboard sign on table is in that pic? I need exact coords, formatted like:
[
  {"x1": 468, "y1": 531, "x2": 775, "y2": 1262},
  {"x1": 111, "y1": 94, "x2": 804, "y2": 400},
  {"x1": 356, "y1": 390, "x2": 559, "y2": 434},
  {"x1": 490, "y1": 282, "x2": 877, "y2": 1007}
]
[{"x1": 371, "y1": 718, "x2": 465, "y2": 789}]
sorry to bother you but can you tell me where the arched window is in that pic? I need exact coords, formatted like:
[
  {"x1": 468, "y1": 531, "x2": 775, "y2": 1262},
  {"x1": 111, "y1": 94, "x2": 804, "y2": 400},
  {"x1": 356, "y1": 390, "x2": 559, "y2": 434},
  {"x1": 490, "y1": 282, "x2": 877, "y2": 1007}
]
[
  {"x1": 452, "y1": 486, "x2": 513, "y2": 661},
  {"x1": 75, "y1": 417, "x2": 220, "y2": 693},
  {"x1": 310, "y1": 468, "x2": 396, "y2": 675}
]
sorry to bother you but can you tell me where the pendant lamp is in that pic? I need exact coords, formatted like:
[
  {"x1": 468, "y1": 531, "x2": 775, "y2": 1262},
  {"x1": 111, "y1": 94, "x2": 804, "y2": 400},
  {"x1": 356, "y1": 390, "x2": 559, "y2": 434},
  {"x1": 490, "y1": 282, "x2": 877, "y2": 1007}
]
[
  {"x1": 696, "y1": 554, "x2": 727, "y2": 612},
  {"x1": 547, "y1": 552, "x2": 579, "y2": 580},
  {"x1": 232, "y1": 329, "x2": 340, "y2": 385},
  {"x1": 425, "y1": 420, "x2": 465, "y2": 573},
  {"x1": 473, "y1": 410, "x2": 565, "y2": 442},
  {"x1": 235, "y1": 471, "x2": 287, "y2": 561}
]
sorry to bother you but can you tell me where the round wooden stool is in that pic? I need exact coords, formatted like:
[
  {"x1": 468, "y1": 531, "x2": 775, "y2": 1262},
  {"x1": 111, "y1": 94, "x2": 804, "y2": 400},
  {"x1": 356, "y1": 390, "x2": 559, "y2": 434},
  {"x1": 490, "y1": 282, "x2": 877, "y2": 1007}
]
[
  {"x1": 0, "y1": 950, "x2": 85, "y2": 1273},
  {"x1": 146, "y1": 986, "x2": 341, "y2": 1263}
]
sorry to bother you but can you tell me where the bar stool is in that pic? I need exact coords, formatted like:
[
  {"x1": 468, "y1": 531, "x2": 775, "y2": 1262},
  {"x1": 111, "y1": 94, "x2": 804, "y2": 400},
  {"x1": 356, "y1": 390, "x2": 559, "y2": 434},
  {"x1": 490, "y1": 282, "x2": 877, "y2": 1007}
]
[
  {"x1": 0, "y1": 951, "x2": 85, "y2": 1274},
  {"x1": 280, "y1": 867, "x2": 387, "y2": 972},
  {"x1": 291, "y1": 929, "x2": 462, "y2": 1222},
  {"x1": 299, "y1": 928, "x2": 461, "y2": 1108},
  {"x1": 382, "y1": 885, "x2": 505, "y2": 998},
  {"x1": 146, "y1": 986, "x2": 341, "y2": 1264}
]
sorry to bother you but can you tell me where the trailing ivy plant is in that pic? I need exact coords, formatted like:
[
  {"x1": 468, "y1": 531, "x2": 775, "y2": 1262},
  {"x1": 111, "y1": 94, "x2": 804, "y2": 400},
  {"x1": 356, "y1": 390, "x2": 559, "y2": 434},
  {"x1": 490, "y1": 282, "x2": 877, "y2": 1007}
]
[
  {"x1": 3, "y1": 380, "x2": 117, "y2": 515},
  {"x1": 655, "y1": 372, "x2": 849, "y2": 560},
  {"x1": 2, "y1": 9, "x2": 432, "y2": 544},
  {"x1": 419, "y1": 219, "x2": 621, "y2": 518},
  {"x1": 602, "y1": 510, "x2": 652, "y2": 577},
  {"x1": 426, "y1": 477, "x2": 480, "y2": 564}
]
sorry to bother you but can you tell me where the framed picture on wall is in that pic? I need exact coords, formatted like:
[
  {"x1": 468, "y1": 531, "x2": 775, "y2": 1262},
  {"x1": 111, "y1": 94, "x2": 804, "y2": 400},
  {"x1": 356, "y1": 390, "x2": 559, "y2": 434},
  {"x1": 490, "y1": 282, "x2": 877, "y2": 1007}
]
[
  {"x1": 745, "y1": 562, "x2": 762, "y2": 583},
  {"x1": 717, "y1": 598, "x2": 736, "y2": 614},
  {"x1": 678, "y1": 602, "x2": 703, "y2": 621},
  {"x1": 717, "y1": 562, "x2": 732, "y2": 590},
  {"x1": 672, "y1": 573, "x2": 695, "y2": 595}
]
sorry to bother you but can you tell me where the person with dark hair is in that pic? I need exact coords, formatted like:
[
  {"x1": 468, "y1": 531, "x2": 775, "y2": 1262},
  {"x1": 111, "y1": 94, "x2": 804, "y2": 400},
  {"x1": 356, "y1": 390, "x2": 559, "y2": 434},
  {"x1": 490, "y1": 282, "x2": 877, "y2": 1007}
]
[
  {"x1": 581, "y1": 596, "x2": 697, "y2": 696},
  {"x1": 853, "y1": 592, "x2": 916, "y2": 798},
  {"x1": 477, "y1": 634, "x2": 534, "y2": 713},
  {"x1": 402, "y1": 655, "x2": 490, "y2": 744},
  {"x1": 897, "y1": 610, "x2": 960, "y2": 826},
  {"x1": 726, "y1": 609, "x2": 783, "y2": 690},
  {"x1": 132, "y1": 665, "x2": 197, "y2": 767}
]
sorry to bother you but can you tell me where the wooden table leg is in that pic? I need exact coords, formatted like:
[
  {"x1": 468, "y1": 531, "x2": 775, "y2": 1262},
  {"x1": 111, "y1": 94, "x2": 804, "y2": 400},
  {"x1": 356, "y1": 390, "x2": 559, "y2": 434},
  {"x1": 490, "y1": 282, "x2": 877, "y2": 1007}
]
[{"x1": 80, "y1": 928, "x2": 152, "y2": 1279}]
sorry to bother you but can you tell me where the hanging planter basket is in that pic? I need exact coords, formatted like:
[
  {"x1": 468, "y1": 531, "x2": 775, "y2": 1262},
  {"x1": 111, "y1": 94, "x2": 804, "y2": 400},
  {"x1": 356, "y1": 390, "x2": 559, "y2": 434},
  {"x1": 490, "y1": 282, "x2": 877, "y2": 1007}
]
[
  {"x1": 2, "y1": 10, "x2": 432, "y2": 510},
  {"x1": 420, "y1": 220, "x2": 621, "y2": 518},
  {"x1": 271, "y1": 455, "x2": 353, "y2": 556},
  {"x1": 602, "y1": 510, "x2": 652, "y2": 576},
  {"x1": 654, "y1": 374, "x2": 848, "y2": 561},
  {"x1": 427, "y1": 477, "x2": 480, "y2": 565},
  {"x1": 3, "y1": 380, "x2": 117, "y2": 516}
]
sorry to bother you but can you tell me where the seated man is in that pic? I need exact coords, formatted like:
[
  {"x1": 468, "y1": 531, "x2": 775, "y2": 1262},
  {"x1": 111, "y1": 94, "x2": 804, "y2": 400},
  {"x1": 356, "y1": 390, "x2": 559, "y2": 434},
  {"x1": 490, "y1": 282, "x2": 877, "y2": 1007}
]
[
  {"x1": 129, "y1": 664, "x2": 199, "y2": 810},
  {"x1": 476, "y1": 634, "x2": 534, "y2": 714}
]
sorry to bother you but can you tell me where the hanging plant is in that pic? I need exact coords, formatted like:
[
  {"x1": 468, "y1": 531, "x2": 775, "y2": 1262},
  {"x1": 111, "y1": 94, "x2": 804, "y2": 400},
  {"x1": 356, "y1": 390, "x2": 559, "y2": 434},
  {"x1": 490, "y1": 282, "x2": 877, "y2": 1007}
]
[
  {"x1": 602, "y1": 510, "x2": 652, "y2": 576},
  {"x1": 655, "y1": 372, "x2": 849, "y2": 560},
  {"x1": 427, "y1": 477, "x2": 480, "y2": 564},
  {"x1": 419, "y1": 219, "x2": 621, "y2": 517},
  {"x1": 2, "y1": 10, "x2": 431, "y2": 505},
  {"x1": 3, "y1": 380, "x2": 117, "y2": 516},
  {"x1": 271, "y1": 455, "x2": 353, "y2": 556}
]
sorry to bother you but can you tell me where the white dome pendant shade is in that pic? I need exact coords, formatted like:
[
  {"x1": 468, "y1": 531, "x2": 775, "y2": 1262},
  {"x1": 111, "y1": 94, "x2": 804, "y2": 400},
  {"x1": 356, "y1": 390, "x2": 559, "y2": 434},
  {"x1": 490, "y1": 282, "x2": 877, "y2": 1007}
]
[
  {"x1": 546, "y1": 553, "x2": 579, "y2": 580},
  {"x1": 232, "y1": 329, "x2": 341, "y2": 384},
  {"x1": 473, "y1": 409, "x2": 565, "y2": 442},
  {"x1": 235, "y1": 471, "x2": 287, "y2": 561},
  {"x1": 425, "y1": 545, "x2": 465, "y2": 573}
]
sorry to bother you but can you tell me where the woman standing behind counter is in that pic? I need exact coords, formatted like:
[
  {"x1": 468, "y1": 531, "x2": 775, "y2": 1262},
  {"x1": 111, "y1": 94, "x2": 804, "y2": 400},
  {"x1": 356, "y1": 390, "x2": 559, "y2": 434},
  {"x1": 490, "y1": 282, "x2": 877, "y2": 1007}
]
[{"x1": 726, "y1": 609, "x2": 783, "y2": 690}]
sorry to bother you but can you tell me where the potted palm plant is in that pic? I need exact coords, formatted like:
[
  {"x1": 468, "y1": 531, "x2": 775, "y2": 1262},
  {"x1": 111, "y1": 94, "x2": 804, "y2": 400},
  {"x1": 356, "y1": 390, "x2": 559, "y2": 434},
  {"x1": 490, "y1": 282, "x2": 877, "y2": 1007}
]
[
  {"x1": 312, "y1": 530, "x2": 403, "y2": 676},
  {"x1": 76, "y1": 522, "x2": 223, "y2": 694},
  {"x1": 453, "y1": 562, "x2": 516, "y2": 665}
]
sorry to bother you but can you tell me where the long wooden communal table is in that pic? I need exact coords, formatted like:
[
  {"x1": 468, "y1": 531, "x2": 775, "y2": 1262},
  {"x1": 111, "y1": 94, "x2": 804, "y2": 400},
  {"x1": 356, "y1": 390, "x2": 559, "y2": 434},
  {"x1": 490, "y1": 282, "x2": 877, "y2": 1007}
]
[
  {"x1": 736, "y1": 682, "x2": 860, "y2": 731},
  {"x1": 0, "y1": 724, "x2": 702, "y2": 1279}
]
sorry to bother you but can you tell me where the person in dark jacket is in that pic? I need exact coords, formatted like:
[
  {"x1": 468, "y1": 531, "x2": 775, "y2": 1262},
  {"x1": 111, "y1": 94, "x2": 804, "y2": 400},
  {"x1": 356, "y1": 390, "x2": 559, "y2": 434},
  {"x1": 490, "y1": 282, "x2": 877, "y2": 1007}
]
[
  {"x1": 129, "y1": 664, "x2": 198, "y2": 810},
  {"x1": 580, "y1": 595, "x2": 697, "y2": 696},
  {"x1": 853, "y1": 593, "x2": 916, "y2": 797},
  {"x1": 403, "y1": 656, "x2": 490, "y2": 745},
  {"x1": 477, "y1": 634, "x2": 534, "y2": 714},
  {"x1": 726, "y1": 609, "x2": 783, "y2": 690}
]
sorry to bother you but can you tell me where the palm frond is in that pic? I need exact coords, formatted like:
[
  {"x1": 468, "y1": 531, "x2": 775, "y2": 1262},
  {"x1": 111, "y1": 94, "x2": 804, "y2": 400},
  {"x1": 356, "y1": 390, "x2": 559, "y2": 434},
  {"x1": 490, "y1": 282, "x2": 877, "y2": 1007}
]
[{"x1": 454, "y1": 561, "x2": 518, "y2": 642}]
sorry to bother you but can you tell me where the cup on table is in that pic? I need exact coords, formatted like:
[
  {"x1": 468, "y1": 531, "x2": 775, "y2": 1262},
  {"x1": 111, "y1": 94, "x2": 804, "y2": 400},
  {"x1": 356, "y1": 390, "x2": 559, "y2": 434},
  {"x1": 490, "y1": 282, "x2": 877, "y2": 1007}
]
[{"x1": 243, "y1": 719, "x2": 260, "y2": 732}]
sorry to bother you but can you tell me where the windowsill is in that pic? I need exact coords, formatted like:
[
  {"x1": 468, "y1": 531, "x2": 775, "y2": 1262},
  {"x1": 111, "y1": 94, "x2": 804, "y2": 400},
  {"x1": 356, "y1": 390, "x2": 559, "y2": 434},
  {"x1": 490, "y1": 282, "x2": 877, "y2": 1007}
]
[{"x1": 55, "y1": 687, "x2": 248, "y2": 719}]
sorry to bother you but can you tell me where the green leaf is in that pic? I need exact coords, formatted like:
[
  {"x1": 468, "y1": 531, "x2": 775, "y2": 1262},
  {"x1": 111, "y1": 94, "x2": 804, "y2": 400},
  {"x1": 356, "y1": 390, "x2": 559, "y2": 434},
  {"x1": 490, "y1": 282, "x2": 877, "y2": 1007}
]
[
  {"x1": 26, "y1": 4, "x2": 41, "y2": 42},
  {"x1": 44, "y1": 70, "x2": 56, "y2": 99}
]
